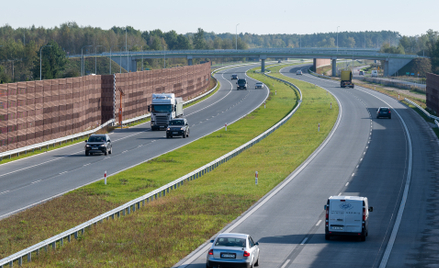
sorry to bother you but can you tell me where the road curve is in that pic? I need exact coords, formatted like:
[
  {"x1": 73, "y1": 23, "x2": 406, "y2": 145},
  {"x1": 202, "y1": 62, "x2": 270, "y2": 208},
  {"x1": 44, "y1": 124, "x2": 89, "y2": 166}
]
[
  {"x1": 179, "y1": 64, "x2": 439, "y2": 268},
  {"x1": 0, "y1": 64, "x2": 268, "y2": 220}
]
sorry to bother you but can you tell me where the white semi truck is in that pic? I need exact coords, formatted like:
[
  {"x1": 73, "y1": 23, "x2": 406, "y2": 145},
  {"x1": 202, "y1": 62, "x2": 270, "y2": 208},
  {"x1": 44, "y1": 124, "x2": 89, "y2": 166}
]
[{"x1": 148, "y1": 93, "x2": 184, "y2": 130}]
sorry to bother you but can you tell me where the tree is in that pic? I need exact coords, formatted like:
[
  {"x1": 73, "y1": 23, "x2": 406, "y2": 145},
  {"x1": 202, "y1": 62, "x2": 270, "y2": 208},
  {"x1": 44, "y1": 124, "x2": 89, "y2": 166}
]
[
  {"x1": 32, "y1": 40, "x2": 67, "y2": 79},
  {"x1": 193, "y1": 28, "x2": 207, "y2": 50}
]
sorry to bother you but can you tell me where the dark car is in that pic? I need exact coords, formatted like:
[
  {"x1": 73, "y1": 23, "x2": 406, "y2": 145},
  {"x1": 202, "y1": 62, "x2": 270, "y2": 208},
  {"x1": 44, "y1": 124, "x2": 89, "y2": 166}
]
[
  {"x1": 237, "y1": 78, "x2": 248, "y2": 90},
  {"x1": 231, "y1": 74, "x2": 238, "y2": 80},
  {"x1": 376, "y1": 107, "x2": 391, "y2": 119},
  {"x1": 166, "y1": 118, "x2": 189, "y2": 138},
  {"x1": 85, "y1": 134, "x2": 112, "y2": 156}
]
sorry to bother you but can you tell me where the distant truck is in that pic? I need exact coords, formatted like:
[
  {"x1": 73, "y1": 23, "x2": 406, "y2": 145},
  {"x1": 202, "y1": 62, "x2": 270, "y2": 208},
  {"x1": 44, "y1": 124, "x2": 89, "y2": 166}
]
[
  {"x1": 324, "y1": 196, "x2": 373, "y2": 241},
  {"x1": 148, "y1": 93, "x2": 184, "y2": 130},
  {"x1": 340, "y1": 70, "x2": 354, "y2": 88}
]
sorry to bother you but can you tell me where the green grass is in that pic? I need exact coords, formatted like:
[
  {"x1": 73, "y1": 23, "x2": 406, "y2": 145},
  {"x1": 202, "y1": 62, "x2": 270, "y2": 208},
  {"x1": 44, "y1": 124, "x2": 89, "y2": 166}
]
[{"x1": 0, "y1": 64, "x2": 338, "y2": 267}]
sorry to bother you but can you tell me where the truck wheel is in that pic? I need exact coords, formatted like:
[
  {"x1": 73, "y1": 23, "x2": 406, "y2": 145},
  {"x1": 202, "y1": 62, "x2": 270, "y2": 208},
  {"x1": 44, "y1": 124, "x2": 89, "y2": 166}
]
[{"x1": 325, "y1": 234, "x2": 330, "y2": 240}]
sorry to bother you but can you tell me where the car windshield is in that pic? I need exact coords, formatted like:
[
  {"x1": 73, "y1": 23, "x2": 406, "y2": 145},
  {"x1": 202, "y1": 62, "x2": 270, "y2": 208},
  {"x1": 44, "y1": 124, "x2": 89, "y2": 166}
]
[
  {"x1": 380, "y1": 108, "x2": 389, "y2": 112},
  {"x1": 238, "y1": 79, "x2": 246, "y2": 83},
  {"x1": 215, "y1": 237, "x2": 246, "y2": 247},
  {"x1": 152, "y1": 104, "x2": 172, "y2": 113},
  {"x1": 169, "y1": 120, "x2": 184, "y2": 125},
  {"x1": 88, "y1": 136, "x2": 105, "y2": 142},
  {"x1": 256, "y1": 82, "x2": 262, "y2": 85}
]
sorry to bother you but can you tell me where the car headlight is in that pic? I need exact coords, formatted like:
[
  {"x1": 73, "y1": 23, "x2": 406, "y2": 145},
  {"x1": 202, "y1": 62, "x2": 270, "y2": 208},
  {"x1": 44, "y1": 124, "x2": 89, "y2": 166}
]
[
  {"x1": 167, "y1": 127, "x2": 170, "y2": 131},
  {"x1": 99, "y1": 144, "x2": 106, "y2": 147},
  {"x1": 180, "y1": 127, "x2": 184, "y2": 130},
  {"x1": 86, "y1": 144, "x2": 90, "y2": 147}
]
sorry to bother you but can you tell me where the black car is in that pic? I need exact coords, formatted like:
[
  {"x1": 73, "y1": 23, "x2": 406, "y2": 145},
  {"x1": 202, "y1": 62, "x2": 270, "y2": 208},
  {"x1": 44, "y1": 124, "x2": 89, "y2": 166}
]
[
  {"x1": 236, "y1": 78, "x2": 247, "y2": 90},
  {"x1": 231, "y1": 74, "x2": 238, "y2": 80},
  {"x1": 166, "y1": 118, "x2": 189, "y2": 138},
  {"x1": 85, "y1": 134, "x2": 112, "y2": 156},
  {"x1": 376, "y1": 107, "x2": 391, "y2": 119}
]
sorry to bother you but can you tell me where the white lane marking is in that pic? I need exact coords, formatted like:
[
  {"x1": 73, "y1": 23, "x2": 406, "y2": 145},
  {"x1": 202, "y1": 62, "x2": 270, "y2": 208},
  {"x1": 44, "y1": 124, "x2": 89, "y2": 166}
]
[
  {"x1": 83, "y1": 163, "x2": 91, "y2": 166},
  {"x1": 316, "y1": 220, "x2": 322, "y2": 226},
  {"x1": 338, "y1": 193, "x2": 342, "y2": 196},
  {"x1": 352, "y1": 173, "x2": 355, "y2": 177},
  {"x1": 356, "y1": 165, "x2": 359, "y2": 168},
  {"x1": 122, "y1": 150, "x2": 128, "y2": 154},
  {"x1": 32, "y1": 180, "x2": 41, "y2": 184},
  {"x1": 345, "y1": 182, "x2": 350, "y2": 186},
  {"x1": 300, "y1": 237, "x2": 308, "y2": 245},
  {"x1": 0, "y1": 157, "x2": 60, "y2": 178},
  {"x1": 360, "y1": 158, "x2": 363, "y2": 161},
  {"x1": 0, "y1": 190, "x2": 10, "y2": 195},
  {"x1": 59, "y1": 171, "x2": 68, "y2": 175},
  {"x1": 281, "y1": 259, "x2": 291, "y2": 268}
]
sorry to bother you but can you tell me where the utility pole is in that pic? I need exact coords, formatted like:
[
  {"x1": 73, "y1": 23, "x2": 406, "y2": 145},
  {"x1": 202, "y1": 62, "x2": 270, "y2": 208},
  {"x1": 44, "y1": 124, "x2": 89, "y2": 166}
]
[{"x1": 236, "y1": 23, "x2": 240, "y2": 50}]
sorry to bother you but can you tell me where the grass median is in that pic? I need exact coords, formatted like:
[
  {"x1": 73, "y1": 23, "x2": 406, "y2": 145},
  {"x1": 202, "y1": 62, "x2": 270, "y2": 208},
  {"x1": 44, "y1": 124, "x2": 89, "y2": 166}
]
[{"x1": 0, "y1": 64, "x2": 338, "y2": 267}]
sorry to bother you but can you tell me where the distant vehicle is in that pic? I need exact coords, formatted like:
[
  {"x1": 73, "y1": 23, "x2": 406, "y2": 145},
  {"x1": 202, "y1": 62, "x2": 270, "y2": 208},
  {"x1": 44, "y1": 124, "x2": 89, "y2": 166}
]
[
  {"x1": 359, "y1": 70, "x2": 365, "y2": 76},
  {"x1": 231, "y1": 74, "x2": 238, "y2": 80},
  {"x1": 166, "y1": 118, "x2": 190, "y2": 138},
  {"x1": 371, "y1": 70, "x2": 378, "y2": 77},
  {"x1": 237, "y1": 79, "x2": 248, "y2": 90},
  {"x1": 376, "y1": 107, "x2": 391, "y2": 119},
  {"x1": 84, "y1": 134, "x2": 112, "y2": 156},
  {"x1": 324, "y1": 196, "x2": 373, "y2": 241},
  {"x1": 296, "y1": 70, "x2": 303, "y2": 75},
  {"x1": 340, "y1": 70, "x2": 354, "y2": 88},
  {"x1": 278, "y1": 60, "x2": 282, "y2": 63},
  {"x1": 148, "y1": 93, "x2": 184, "y2": 130},
  {"x1": 255, "y1": 82, "x2": 264, "y2": 89},
  {"x1": 206, "y1": 233, "x2": 260, "y2": 268}
]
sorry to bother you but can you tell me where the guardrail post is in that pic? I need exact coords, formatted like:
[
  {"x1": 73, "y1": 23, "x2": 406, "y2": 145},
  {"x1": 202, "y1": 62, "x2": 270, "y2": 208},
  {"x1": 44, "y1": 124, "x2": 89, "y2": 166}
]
[
  {"x1": 127, "y1": 206, "x2": 131, "y2": 214},
  {"x1": 60, "y1": 237, "x2": 64, "y2": 246},
  {"x1": 18, "y1": 257, "x2": 22, "y2": 266},
  {"x1": 68, "y1": 234, "x2": 71, "y2": 242},
  {"x1": 27, "y1": 252, "x2": 31, "y2": 262},
  {"x1": 155, "y1": 193, "x2": 158, "y2": 200}
]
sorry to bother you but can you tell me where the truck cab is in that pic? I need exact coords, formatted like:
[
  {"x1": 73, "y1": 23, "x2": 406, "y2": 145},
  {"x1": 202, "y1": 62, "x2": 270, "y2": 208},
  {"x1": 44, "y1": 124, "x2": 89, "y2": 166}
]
[
  {"x1": 324, "y1": 196, "x2": 373, "y2": 241},
  {"x1": 148, "y1": 93, "x2": 184, "y2": 130}
]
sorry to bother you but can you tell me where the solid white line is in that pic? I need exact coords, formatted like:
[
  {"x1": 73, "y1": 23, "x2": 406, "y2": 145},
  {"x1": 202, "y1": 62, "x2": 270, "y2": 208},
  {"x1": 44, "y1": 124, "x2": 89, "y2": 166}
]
[
  {"x1": 345, "y1": 182, "x2": 350, "y2": 186},
  {"x1": 281, "y1": 259, "x2": 291, "y2": 268},
  {"x1": 352, "y1": 173, "x2": 355, "y2": 177},
  {"x1": 338, "y1": 192, "x2": 342, "y2": 196}
]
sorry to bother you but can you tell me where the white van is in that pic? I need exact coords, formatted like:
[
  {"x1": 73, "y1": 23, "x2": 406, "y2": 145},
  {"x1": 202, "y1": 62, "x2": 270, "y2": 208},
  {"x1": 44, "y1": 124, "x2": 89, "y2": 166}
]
[
  {"x1": 324, "y1": 196, "x2": 373, "y2": 241},
  {"x1": 371, "y1": 70, "x2": 378, "y2": 77}
]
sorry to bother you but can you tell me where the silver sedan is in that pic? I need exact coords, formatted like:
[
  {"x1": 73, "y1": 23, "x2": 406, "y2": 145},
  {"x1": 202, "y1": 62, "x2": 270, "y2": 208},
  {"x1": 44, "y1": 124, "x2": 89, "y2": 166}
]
[{"x1": 206, "y1": 233, "x2": 260, "y2": 268}]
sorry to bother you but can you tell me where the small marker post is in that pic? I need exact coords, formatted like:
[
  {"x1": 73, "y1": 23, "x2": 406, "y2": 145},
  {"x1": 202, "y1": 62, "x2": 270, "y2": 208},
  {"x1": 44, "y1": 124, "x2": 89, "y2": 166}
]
[
  {"x1": 225, "y1": 123, "x2": 227, "y2": 131},
  {"x1": 318, "y1": 123, "x2": 320, "y2": 132},
  {"x1": 104, "y1": 171, "x2": 107, "y2": 185},
  {"x1": 255, "y1": 171, "x2": 258, "y2": 185},
  {"x1": 264, "y1": 101, "x2": 266, "y2": 109},
  {"x1": 330, "y1": 102, "x2": 332, "y2": 109}
]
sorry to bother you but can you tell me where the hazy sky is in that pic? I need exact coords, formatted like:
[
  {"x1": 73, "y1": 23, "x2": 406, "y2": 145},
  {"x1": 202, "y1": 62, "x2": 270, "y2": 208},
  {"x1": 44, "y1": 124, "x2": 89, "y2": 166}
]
[{"x1": 2, "y1": 0, "x2": 437, "y2": 36}]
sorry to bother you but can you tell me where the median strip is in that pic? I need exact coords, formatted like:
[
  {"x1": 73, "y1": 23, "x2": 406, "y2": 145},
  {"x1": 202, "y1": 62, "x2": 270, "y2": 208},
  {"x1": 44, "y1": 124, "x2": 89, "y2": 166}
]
[{"x1": 0, "y1": 64, "x2": 338, "y2": 267}]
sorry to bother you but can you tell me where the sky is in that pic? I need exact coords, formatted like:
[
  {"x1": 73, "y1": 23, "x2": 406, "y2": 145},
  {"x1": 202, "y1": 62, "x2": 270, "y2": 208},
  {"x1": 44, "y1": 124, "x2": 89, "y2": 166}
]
[{"x1": 2, "y1": 0, "x2": 438, "y2": 37}]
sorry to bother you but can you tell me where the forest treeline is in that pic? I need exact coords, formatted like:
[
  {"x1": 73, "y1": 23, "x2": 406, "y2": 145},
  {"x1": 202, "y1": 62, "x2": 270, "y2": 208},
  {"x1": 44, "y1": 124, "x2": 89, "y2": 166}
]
[{"x1": 0, "y1": 22, "x2": 438, "y2": 82}]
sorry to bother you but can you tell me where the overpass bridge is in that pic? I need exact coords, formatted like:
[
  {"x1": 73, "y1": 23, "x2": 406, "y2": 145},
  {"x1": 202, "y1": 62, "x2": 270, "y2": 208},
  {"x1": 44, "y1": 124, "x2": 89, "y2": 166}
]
[{"x1": 69, "y1": 48, "x2": 424, "y2": 77}]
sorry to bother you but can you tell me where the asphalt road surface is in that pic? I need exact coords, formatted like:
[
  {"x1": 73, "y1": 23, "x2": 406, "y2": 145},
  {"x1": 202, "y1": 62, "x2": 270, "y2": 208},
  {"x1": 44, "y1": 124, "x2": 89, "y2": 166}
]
[
  {"x1": 177, "y1": 64, "x2": 439, "y2": 268},
  {"x1": 0, "y1": 63, "x2": 268, "y2": 219}
]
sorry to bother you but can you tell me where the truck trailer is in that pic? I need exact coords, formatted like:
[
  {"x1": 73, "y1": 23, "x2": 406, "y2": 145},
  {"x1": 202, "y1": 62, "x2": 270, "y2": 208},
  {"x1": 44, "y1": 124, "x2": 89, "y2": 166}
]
[
  {"x1": 148, "y1": 93, "x2": 184, "y2": 130},
  {"x1": 340, "y1": 70, "x2": 354, "y2": 88}
]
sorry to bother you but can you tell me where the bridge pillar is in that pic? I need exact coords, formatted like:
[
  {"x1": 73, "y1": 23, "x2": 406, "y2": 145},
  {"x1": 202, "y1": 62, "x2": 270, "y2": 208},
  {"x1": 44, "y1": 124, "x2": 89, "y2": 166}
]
[
  {"x1": 260, "y1": 55, "x2": 267, "y2": 72},
  {"x1": 131, "y1": 59, "x2": 137, "y2": 72},
  {"x1": 332, "y1": 58, "x2": 337, "y2": 77},
  {"x1": 187, "y1": 56, "x2": 193, "y2": 66}
]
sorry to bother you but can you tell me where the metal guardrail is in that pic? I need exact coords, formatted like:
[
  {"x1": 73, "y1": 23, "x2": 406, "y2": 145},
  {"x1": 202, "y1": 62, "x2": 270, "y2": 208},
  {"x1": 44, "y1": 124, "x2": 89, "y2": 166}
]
[
  {"x1": 308, "y1": 69, "x2": 332, "y2": 79},
  {"x1": 0, "y1": 67, "x2": 303, "y2": 268},
  {"x1": 404, "y1": 98, "x2": 439, "y2": 125}
]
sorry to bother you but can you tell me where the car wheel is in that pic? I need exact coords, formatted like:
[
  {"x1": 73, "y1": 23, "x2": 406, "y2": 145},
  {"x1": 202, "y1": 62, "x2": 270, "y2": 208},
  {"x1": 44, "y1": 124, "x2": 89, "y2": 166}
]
[
  {"x1": 255, "y1": 256, "x2": 259, "y2": 266},
  {"x1": 85, "y1": 151, "x2": 89, "y2": 156},
  {"x1": 325, "y1": 234, "x2": 330, "y2": 240},
  {"x1": 183, "y1": 132, "x2": 186, "y2": 138},
  {"x1": 109, "y1": 148, "x2": 112, "y2": 154},
  {"x1": 389, "y1": 116, "x2": 391, "y2": 119},
  {"x1": 360, "y1": 235, "x2": 366, "y2": 242},
  {"x1": 104, "y1": 150, "x2": 108, "y2": 156}
]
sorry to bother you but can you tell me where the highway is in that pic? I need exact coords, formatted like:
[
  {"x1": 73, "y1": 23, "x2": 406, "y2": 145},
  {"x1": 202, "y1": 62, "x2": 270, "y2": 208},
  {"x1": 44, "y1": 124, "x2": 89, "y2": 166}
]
[
  {"x1": 179, "y1": 65, "x2": 439, "y2": 267},
  {"x1": 0, "y1": 64, "x2": 268, "y2": 220}
]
